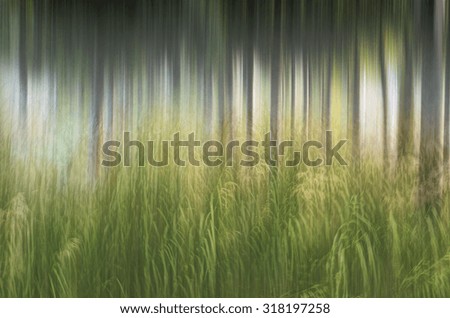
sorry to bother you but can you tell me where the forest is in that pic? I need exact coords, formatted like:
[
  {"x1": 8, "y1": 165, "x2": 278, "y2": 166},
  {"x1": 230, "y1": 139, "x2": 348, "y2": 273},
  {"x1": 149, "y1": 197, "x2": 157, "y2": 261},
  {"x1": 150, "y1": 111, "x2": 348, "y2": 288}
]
[{"x1": 0, "y1": 0, "x2": 449, "y2": 297}]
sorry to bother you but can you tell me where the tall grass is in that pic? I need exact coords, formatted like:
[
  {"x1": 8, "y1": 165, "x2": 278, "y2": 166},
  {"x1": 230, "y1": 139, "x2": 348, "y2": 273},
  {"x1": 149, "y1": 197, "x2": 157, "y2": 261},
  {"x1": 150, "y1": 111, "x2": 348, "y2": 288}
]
[{"x1": 0, "y1": 116, "x2": 449, "y2": 297}]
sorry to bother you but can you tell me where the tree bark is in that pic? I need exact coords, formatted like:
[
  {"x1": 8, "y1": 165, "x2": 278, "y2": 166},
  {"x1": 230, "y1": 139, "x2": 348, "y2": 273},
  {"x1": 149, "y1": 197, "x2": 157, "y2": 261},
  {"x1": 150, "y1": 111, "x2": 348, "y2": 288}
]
[
  {"x1": 379, "y1": 2, "x2": 389, "y2": 168},
  {"x1": 270, "y1": 0, "x2": 281, "y2": 141},
  {"x1": 443, "y1": 3, "x2": 450, "y2": 168},
  {"x1": 89, "y1": 10, "x2": 105, "y2": 180},
  {"x1": 352, "y1": 1, "x2": 360, "y2": 164},
  {"x1": 398, "y1": 21, "x2": 414, "y2": 163},
  {"x1": 245, "y1": 0, "x2": 255, "y2": 140},
  {"x1": 419, "y1": 0, "x2": 443, "y2": 212}
]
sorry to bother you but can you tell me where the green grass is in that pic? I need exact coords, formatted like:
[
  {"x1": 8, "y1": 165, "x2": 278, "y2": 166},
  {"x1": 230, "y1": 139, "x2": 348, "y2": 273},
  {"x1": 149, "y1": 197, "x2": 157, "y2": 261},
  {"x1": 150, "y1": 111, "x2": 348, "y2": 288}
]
[{"x1": 0, "y1": 124, "x2": 450, "y2": 298}]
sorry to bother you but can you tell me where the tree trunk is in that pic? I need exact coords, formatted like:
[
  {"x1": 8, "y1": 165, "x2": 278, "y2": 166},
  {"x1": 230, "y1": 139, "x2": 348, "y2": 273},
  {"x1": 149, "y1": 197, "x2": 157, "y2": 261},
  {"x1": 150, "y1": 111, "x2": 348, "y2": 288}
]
[
  {"x1": 398, "y1": 22, "x2": 414, "y2": 163},
  {"x1": 302, "y1": 49, "x2": 308, "y2": 141},
  {"x1": 245, "y1": 0, "x2": 255, "y2": 140},
  {"x1": 352, "y1": 1, "x2": 360, "y2": 164},
  {"x1": 291, "y1": 49, "x2": 296, "y2": 139},
  {"x1": 270, "y1": 0, "x2": 281, "y2": 141},
  {"x1": 89, "y1": 12, "x2": 105, "y2": 180},
  {"x1": 443, "y1": 3, "x2": 450, "y2": 169},
  {"x1": 419, "y1": 0, "x2": 443, "y2": 212},
  {"x1": 379, "y1": 3, "x2": 389, "y2": 168},
  {"x1": 324, "y1": 2, "x2": 333, "y2": 134}
]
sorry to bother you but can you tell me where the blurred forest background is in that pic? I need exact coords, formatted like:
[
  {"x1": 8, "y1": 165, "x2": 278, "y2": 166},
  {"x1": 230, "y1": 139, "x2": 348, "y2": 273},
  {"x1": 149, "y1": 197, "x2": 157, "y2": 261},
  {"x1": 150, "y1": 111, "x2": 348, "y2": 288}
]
[
  {"x1": 0, "y1": 0, "x2": 450, "y2": 297},
  {"x1": 1, "y1": 0, "x2": 450, "y2": 207}
]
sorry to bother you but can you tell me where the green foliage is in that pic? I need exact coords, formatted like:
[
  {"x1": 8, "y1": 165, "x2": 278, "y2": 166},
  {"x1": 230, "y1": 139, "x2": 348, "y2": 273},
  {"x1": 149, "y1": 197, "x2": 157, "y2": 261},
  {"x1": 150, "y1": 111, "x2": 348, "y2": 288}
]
[{"x1": 0, "y1": 128, "x2": 449, "y2": 298}]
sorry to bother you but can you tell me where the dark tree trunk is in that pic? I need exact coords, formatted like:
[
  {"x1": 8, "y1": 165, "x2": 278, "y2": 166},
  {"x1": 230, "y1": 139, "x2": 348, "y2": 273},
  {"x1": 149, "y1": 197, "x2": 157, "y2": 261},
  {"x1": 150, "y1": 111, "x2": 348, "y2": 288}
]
[
  {"x1": 379, "y1": 2, "x2": 389, "y2": 168},
  {"x1": 290, "y1": 1, "x2": 297, "y2": 140},
  {"x1": 89, "y1": 10, "x2": 105, "y2": 180},
  {"x1": 171, "y1": 1, "x2": 181, "y2": 122},
  {"x1": 324, "y1": 2, "x2": 333, "y2": 134},
  {"x1": 33, "y1": 1, "x2": 43, "y2": 73},
  {"x1": 352, "y1": 1, "x2": 360, "y2": 163},
  {"x1": 107, "y1": 55, "x2": 114, "y2": 140},
  {"x1": 302, "y1": 49, "x2": 308, "y2": 141},
  {"x1": 226, "y1": 38, "x2": 233, "y2": 141},
  {"x1": 419, "y1": 0, "x2": 443, "y2": 212},
  {"x1": 291, "y1": 50, "x2": 296, "y2": 139},
  {"x1": 398, "y1": 22, "x2": 414, "y2": 162},
  {"x1": 245, "y1": 0, "x2": 255, "y2": 140},
  {"x1": 218, "y1": 60, "x2": 225, "y2": 139},
  {"x1": 444, "y1": 3, "x2": 450, "y2": 168},
  {"x1": 270, "y1": 0, "x2": 281, "y2": 141},
  {"x1": 324, "y1": 53, "x2": 333, "y2": 133}
]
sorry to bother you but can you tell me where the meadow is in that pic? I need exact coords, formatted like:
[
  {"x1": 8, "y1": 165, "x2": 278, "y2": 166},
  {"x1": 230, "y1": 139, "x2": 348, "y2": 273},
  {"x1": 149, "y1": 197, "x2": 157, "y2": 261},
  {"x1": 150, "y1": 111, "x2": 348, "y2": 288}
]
[
  {"x1": 1, "y1": 119, "x2": 449, "y2": 298},
  {"x1": 2, "y1": 0, "x2": 450, "y2": 299}
]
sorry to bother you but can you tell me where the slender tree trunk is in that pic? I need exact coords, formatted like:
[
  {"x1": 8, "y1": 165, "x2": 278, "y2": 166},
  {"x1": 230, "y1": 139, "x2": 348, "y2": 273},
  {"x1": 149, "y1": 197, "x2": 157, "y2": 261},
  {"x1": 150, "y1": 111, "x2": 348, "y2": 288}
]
[
  {"x1": 107, "y1": 56, "x2": 114, "y2": 140},
  {"x1": 218, "y1": 61, "x2": 225, "y2": 139},
  {"x1": 290, "y1": 1, "x2": 298, "y2": 140},
  {"x1": 301, "y1": 2, "x2": 309, "y2": 142},
  {"x1": 200, "y1": 4, "x2": 212, "y2": 136},
  {"x1": 302, "y1": 50, "x2": 308, "y2": 141},
  {"x1": 33, "y1": 1, "x2": 43, "y2": 73},
  {"x1": 89, "y1": 12, "x2": 105, "y2": 180},
  {"x1": 226, "y1": 40, "x2": 233, "y2": 141},
  {"x1": 171, "y1": 1, "x2": 181, "y2": 124},
  {"x1": 203, "y1": 53, "x2": 213, "y2": 136},
  {"x1": 291, "y1": 49, "x2": 296, "y2": 139},
  {"x1": 203, "y1": 42, "x2": 212, "y2": 136},
  {"x1": 352, "y1": 2, "x2": 360, "y2": 164},
  {"x1": 324, "y1": 3, "x2": 333, "y2": 134},
  {"x1": 379, "y1": 4, "x2": 389, "y2": 168},
  {"x1": 225, "y1": 1, "x2": 234, "y2": 141},
  {"x1": 324, "y1": 53, "x2": 333, "y2": 133},
  {"x1": 419, "y1": 0, "x2": 443, "y2": 212},
  {"x1": 270, "y1": 0, "x2": 281, "y2": 141},
  {"x1": 245, "y1": 0, "x2": 255, "y2": 140},
  {"x1": 444, "y1": 3, "x2": 450, "y2": 169}
]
